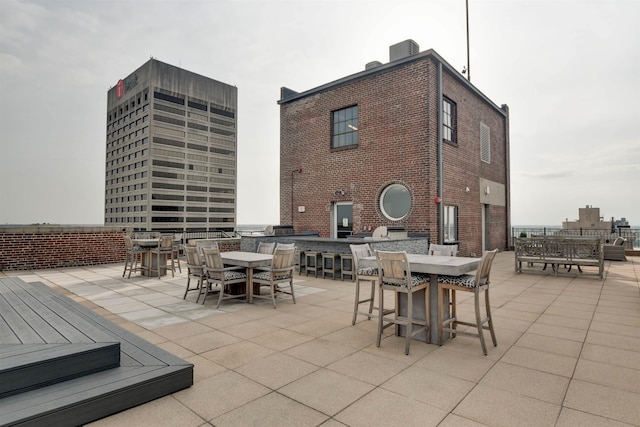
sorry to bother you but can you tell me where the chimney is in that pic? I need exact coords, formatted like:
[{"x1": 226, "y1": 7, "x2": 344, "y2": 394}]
[{"x1": 389, "y1": 39, "x2": 419, "y2": 62}]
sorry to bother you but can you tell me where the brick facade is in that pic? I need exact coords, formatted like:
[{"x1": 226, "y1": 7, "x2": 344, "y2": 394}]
[
  {"x1": 279, "y1": 48, "x2": 510, "y2": 256},
  {"x1": 0, "y1": 226, "x2": 243, "y2": 271},
  {"x1": 0, "y1": 226, "x2": 127, "y2": 271}
]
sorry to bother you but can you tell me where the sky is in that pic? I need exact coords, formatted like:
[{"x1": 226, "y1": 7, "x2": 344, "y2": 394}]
[{"x1": 1, "y1": 0, "x2": 639, "y2": 227}]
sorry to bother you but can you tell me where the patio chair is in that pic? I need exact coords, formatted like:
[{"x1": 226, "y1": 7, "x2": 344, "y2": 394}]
[
  {"x1": 437, "y1": 249, "x2": 498, "y2": 355},
  {"x1": 150, "y1": 236, "x2": 177, "y2": 278},
  {"x1": 603, "y1": 237, "x2": 627, "y2": 261},
  {"x1": 376, "y1": 250, "x2": 430, "y2": 355},
  {"x1": 252, "y1": 247, "x2": 296, "y2": 308},
  {"x1": 201, "y1": 247, "x2": 248, "y2": 307},
  {"x1": 350, "y1": 243, "x2": 378, "y2": 325},
  {"x1": 428, "y1": 243, "x2": 458, "y2": 256},
  {"x1": 123, "y1": 235, "x2": 149, "y2": 278},
  {"x1": 256, "y1": 241, "x2": 276, "y2": 254},
  {"x1": 172, "y1": 234, "x2": 182, "y2": 273},
  {"x1": 184, "y1": 246, "x2": 206, "y2": 300}
]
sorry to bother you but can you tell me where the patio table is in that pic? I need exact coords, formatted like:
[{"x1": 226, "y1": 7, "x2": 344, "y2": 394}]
[
  {"x1": 221, "y1": 251, "x2": 273, "y2": 303},
  {"x1": 359, "y1": 254, "x2": 480, "y2": 344}
]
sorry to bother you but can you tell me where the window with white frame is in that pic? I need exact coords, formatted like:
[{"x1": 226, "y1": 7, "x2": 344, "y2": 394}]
[
  {"x1": 444, "y1": 205, "x2": 458, "y2": 242},
  {"x1": 332, "y1": 105, "x2": 358, "y2": 148},
  {"x1": 480, "y1": 122, "x2": 490, "y2": 163}
]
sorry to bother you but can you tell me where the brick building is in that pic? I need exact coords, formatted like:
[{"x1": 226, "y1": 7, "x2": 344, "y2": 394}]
[{"x1": 278, "y1": 40, "x2": 510, "y2": 256}]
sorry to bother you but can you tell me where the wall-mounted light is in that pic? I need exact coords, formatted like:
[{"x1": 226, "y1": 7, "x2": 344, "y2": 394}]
[
  {"x1": 333, "y1": 189, "x2": 346, "y2": 196},
  {"x1": 465, "y1": 186, "x2": 470, "y2": 193},
  {"x1": 484, "y1": 186, "x2": 490, "y2": 195}
]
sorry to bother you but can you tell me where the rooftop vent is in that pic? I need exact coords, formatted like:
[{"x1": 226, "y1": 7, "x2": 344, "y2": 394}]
[
  {"x1": 365, "y1": 61, "x2": 383, "y2": 70},
  {"x1": 389, "y1": 39, "x2": 419, "y2": 62}
]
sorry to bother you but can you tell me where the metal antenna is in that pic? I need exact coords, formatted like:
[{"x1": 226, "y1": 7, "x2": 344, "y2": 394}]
[{"x1": 466, "y1": 0, "x2": 471, "y2": 82}]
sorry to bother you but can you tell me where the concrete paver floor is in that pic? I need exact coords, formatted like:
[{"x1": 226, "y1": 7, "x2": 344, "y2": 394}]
[{"x1": 3, "y1": 251, "x2": 639, "y2": 426}]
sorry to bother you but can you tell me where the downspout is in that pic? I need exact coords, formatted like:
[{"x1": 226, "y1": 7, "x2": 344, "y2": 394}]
[
  {"x1": 437, "y1": 62, "x2": 444, "y2": 244},
  {"x1": 502, "y1": 104, "x2": 511, "y2": 249}
]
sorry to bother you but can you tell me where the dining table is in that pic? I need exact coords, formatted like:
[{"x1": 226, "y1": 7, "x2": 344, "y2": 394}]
[
  {"x1": 359, "y1": 253, "x2": 481, "y2": 344},
  {"x1": 220, "y1": 251, "x2": 273, "y2": 303}
]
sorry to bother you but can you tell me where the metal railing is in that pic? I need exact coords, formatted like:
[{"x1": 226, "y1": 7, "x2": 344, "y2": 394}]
[{"x1": 512, "y1": 227, "x2": 639, "y2": 249}]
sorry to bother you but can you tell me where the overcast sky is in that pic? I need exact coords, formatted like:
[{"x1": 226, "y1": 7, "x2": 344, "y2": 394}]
[{"x1": 1, "y1": 0, "x2": 638, "y2": 227}]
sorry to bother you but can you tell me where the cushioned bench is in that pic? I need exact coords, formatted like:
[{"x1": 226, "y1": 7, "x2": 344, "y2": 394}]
[{"x1": 603, "y1": 237, "x2": 627, "y2": 261}]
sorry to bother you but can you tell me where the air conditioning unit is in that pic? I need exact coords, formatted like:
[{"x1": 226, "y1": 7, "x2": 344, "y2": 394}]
[{"x1": 389, "y1": 40, "x2": 419, "y2": 62}]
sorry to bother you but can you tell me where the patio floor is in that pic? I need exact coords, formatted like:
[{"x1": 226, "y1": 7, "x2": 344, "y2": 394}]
[{"x1": 2, "y1": 251, "x2": 639, "y2": 426}]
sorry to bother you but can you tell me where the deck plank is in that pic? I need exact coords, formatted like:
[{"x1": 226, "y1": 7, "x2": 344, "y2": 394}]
[{"x1": 0, "y1": 277, "x2": 193, "y2": 426}]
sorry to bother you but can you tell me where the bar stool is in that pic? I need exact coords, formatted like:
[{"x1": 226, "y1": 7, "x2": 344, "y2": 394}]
[
  {"x1": 305, "y1": 251, "x2": 322, "y2": 277},
  {"x1": 297, "y1": 250, "x2": 306, "y2": 274},
  {"x1": 322, "y1": 253, "x2": 341, "y2": 280},
  {"x1": 340, "y1": 254, "x2": 354, "y2": 281}
]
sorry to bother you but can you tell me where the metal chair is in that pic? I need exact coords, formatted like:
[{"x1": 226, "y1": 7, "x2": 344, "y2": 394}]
[
  {"x1": 350, "y1": 244, "x2": 378, "y2": 325},
  {"x1": 252, "y1": 247, "x2": 296, "y2": 308},
  {"x1": 201, "y1": 247, "x2": 248, "y2": 308},
  {"x1": 376, "y1": 250, "x2": 430, "y2": 355},
  {"x1": 437, "y1": 249, "x2": 499, "y2": 355}
]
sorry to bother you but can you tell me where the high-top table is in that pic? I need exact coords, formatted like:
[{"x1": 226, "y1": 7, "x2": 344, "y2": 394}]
[
  {"x1": 221, "y1": 251, "x2": 273, "y2": 303},
  {"x1": 132, "y1": 238, "x2": 180, "y2": 277},
  {"x1": 359, "y1": 254, "x2": 480, "y2": 344}
]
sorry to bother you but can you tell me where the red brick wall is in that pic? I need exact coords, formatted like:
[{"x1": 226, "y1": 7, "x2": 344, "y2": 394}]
[
  {"x1": 0, "y1": 228, "x2": 127, "y2": 271},
  {"x1": 280, "y1": 55, "x2": 509, "y2": 256}
]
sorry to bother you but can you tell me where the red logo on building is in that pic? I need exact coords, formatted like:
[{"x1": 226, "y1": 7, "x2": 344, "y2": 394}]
[{"x1": 115, "y1": 79, "x2": 124, "y2": 99}]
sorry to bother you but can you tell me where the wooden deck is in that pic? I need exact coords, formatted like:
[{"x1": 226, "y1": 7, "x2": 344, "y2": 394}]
[{"x1": 0, "y1": 277, "x2": 193, "y2": 427}]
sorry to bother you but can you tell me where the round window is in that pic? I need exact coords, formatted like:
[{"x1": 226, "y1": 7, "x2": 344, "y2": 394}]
[{"x1": 380, "y1": 184, "x2": 411, "y2": 220}]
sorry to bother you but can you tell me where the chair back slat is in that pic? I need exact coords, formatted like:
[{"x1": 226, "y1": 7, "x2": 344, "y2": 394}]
[
  {"x1": 376, "y1": 250, "x2": 411, "y2": 286},
  {"x1": 185, "y1": 246, "x2": 199, "y2": 264},
  {"x1": 428, "y1": 244, "x2": 457, "y2": 256},
  {"x1": 257, "y1": 242, "x2": 276, "y2": 254},
  {"x1": 275, "y1": 242, "x2": 295, "y2": 250},
  {"x1": 202, "y1": 247, "x2": 225, "y2": 270},
  {"x1": 475, "y1": 249, "x2": 498, "y2": 287},
  {"x1": 185, "y1": 246, "x2": 204, "y2": 273},
  {"x1": 272, "y1": 247, "x2": 296, "y2": 270},
  {"x1": 350, "y1": 244, "x2": 372, "y2": 268},
  {"x1": 159, "y1": 236, "x2": 174, "y2": 249}
]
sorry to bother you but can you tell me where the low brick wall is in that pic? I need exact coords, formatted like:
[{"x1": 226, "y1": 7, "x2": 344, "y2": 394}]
[
  {"x1": 187, "y1": 238, "x2": 241, "y2": 252},
  {"x1": 0, "y1": 226, "x2": 127, "y2": 271}
]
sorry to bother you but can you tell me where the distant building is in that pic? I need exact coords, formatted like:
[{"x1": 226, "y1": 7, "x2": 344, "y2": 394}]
[
  {"x1": 278, "y1": 40, "x2": 510, "y2": 256},
  {"x1": 563, "y1": 206, "x2": 608, "y2": 230},
  {"x1": 563, "y1": 206, "x2": 629, "y2": 230},
  {"x1": 104, "y1": 59, "x2": 238, "y2": 233}
]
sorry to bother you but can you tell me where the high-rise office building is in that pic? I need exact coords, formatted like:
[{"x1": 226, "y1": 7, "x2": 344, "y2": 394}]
[{"x1": 104, "y1": 59, "x2": 237, "y2": 233}]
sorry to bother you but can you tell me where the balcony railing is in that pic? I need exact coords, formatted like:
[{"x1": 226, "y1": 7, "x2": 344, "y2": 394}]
[{"x1": 512, "y1": 227, "x2": 639, "y2": 249}]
